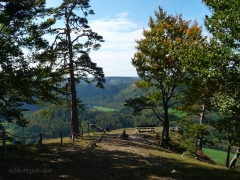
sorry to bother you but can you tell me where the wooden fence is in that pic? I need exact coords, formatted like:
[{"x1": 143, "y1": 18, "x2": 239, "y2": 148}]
[{"x1": 1, "y1": 122, "x2": 107, "y2": 159}]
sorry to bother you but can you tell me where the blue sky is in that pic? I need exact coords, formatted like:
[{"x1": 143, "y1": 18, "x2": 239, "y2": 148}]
[{"x1": 46, "y1": 0, "x2": 211, "y2": 77}]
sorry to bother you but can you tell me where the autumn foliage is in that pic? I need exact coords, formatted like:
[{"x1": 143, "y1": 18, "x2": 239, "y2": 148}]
[{"x1": 126, "y1": 7, "x2": 208, "y2": 145}]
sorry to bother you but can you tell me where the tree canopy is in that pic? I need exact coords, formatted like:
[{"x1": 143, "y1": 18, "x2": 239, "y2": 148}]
[
  {"x1": 0, "y1": 0, "x2": 105, "y2": 136},
  {"x1": 44, "y1": 0, "x2": 105, "y2": 134},
  {"x1": 125, "y1": 7, "x2": 208, "y2": 145},
  {"x1": 203, "y1": 0, "x2": 240, "y2": 49},
  {"x1": 203, "y1": 0, "x2": 240, "y2": 167},
  {"x1": 0, "y1": 0, "x2": 59, "y2": 127}
]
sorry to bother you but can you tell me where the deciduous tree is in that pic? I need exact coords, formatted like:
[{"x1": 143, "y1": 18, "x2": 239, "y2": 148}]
[
  {"x1": 203, "y1": 0, "x2": 240, "y2": 167},
  {"x1": 203, "y1": 0, "x2": 240, "y2": 49},
  {"x1": 125, "y1": 7, "x2": 207, "y2": 145},
  {"x1": 178, "y1": 37, "x2": 235, "y2": 151}
]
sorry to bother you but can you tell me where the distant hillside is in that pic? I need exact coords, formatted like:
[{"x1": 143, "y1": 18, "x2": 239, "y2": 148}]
[
  {"x1": 77, "y1": 76, "x2": 144, "y2": 109},
  {"x1": 105, "y1": 76, "x2": 139, "y2": 85},
  {"x1": 22, "y1": 77, "x2": 140, "y2": 111},
  {"x1": 6, "y1": 77, "x2": 169, "y2": 144}
]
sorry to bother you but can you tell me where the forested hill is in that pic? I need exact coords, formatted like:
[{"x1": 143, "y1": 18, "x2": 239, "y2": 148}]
[
  {"x1": 5, "y1": 77, "x2": 168, "y2": 144},
  {"x1": 76, "y1": 76, "x2": 143, "y2": 108},
  {"x1": 24, "y1": 77, "x2": 140, "y2": 112}
]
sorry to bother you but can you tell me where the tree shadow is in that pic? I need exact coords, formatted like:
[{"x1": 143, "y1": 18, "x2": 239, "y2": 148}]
[{"x1": 0, "y1": 133, "x2": 240, "y2": 180}]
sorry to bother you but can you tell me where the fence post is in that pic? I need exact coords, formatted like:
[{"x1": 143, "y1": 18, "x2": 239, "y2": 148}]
[
  {"x1": 39, "y1": 133, "x2": 42, "y2": 152},
  {"x1": 82, "y1": 130, "x2": 83, "y2": 139},
  {"x1": 88, "y1": 122, "x2": 90, "y2": 137},
  {"x1": 72, "y1": 132, "x2": 74, "y2": 143},
  {"x1": 3, "y1": 129, "x2": 6, "y2": 159},
  {"x1": 60, "y1": 132, "x2": 63, "y2": 147}
]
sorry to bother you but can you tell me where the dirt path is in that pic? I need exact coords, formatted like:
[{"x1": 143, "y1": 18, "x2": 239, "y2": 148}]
[{"x1": 1, "y1": 131, "x2": 230, "y2": 180}]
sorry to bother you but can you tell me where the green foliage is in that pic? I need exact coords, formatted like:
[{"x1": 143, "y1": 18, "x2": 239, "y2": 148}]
[
  {"x1": 49, "y1": 0, "x2": 105, "y2": 87},
  {"x1": 203, "y1": 1, "x2": 240, "y2": 164},
  {"x1": 180, "y1": 119, "x2": 209, "y2": 154},
  {"x1": 210, "y1": 115, "x2": 240, "y2": 147},
  {"x1": 202, "y1": 0, "x2": 240, "y2": 116},
  {"x1": 41, "y1": 0, "x2": 106, "y2": 133},
  {"x1": 125, "y1": 95, "x2": 157, "y2": 116},
  {"x1": 125, "y1": 6, "x2": 207, "y2": 145},
  {"x1": 203, "y1": 0, "x2": 240, "y2": 49},
  {"x1": 0, "y1": 0, "x2": 63, "y2": 128}
]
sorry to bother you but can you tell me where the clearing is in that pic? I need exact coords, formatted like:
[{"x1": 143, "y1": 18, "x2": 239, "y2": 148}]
[{"x1": 0, "y1": 128, "x2": 239, "y2": 180}]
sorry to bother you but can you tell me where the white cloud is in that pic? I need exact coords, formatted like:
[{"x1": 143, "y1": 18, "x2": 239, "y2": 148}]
[
  {"x1": 41, "y1": 12, "x2": 143, "y2": 77},
  {"x1": 90, "y1": 13, "x2": 138, "y2": 32},
  {"x1": 116, "y1": 12, "x2": 129, "y2": 19},
  {"x1": 95, "y1": 29, "x2": 143, "y2": 51},
  {"x1": 89, "y1": 13, "x2": 144, "y2": 76},
  {"x1": 91, "y1": 50, "x2": 137, "y2": 77},
  {"x1": 202, "y1": 30, "x2": 212, "y2": 41}
]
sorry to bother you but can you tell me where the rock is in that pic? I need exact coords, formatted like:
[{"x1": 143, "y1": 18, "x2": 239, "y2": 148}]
[
  {"x1": 171, "y1": 169, "x2": 176, "y2": 173},
  {"x1": 122, "y1": 130, "x2": 128, "y2": 137}
]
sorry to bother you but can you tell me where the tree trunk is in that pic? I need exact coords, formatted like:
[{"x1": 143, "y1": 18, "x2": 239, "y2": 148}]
[
  {"x1": 163, "y1": 105, "x2": 170, "y2": 145},
  {"x1": 165, "y1": 118, "x2": 170, "y2": 144},
  {"x1": 229, "y1": 146, "x2": 240, "y2": 168},
  {"x1": 199, "y1": 104, "x2": 206, "y2": 150},
  {"x1": 161, "y1": 123, "x2": 165, "y2": 146},
  {"x1": 66, "y1": 22, "x2": 79, "y2": 134},
  {"x1": 226, "y1": 145, "x2": 231, "y2": 167},
  {"x1": 70, "y1": 70, "x2": 79, "y2": 134}
]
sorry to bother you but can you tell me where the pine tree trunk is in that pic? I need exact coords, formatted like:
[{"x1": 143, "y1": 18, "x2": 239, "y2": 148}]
[
  {"x1": 66, "y1": 21, "x2": 79, "y2": 134},
  {"x1": 70, "y1": 71, "x2": 79, "y2": 134},
  {"x1": 229, "y1": 146, "x2": 240, "y2": 168}
]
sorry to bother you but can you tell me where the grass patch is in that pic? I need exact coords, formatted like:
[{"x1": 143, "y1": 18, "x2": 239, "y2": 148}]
[
  {"x1": 203, "y1": 147, "x2": 240, "y2": 169},
  {"x1": 0, "y1": 128, "x2": 240, "y2": 180},
  {"x1": 168, "y1": 108, "x2": 187, "y2": 118},
  {"x1": 92, "y1": 106, "x2": 118, "y2": 112}
]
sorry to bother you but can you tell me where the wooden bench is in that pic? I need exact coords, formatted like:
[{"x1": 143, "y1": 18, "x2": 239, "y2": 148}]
[{"x1": 136, "y1": 125, "x2": 155, "y2": 132}]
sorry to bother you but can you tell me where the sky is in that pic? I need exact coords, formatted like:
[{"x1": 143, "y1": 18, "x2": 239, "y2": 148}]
[{"x1": 46, "y1": 0, "x2": 211, "y2": 77}]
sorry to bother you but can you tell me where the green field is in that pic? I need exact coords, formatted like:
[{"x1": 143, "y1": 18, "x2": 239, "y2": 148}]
[
  {"x1": 92, "y1": 106, "x2": 118, "y2": 112},
  {"x1": 168, "y1": 108, "x2": 187, "y2": 118},
  {"x1": 203, "y1": 147, "x2": 240, "y2": 169}
]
